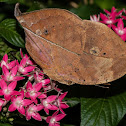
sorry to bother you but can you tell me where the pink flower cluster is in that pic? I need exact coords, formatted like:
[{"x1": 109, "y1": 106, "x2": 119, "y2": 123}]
[
  {"x1": 90, "y1": 7, "x2": 126, "y2": 41},
  {"x1": 0, "y1": 50, "x2": 69, "y2": 126}
]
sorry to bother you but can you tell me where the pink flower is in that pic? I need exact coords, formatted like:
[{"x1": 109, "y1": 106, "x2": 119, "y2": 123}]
[
  {"x1": 54, "y1": 92, "x2": 69, "y2": 113},
  {"x1": 100, "y1": 13, "x2": 118, "y2": 27},
  {"x1": 17, "y1": 55, "x2": 35, "y2": 75},
  {"x1": 112, "y1": 19, "x2": 126, "y2": 41},
  {"x1": 46, "y1": 111, "x2": 66, "y2": 126},
  {"x1": 104, "y1": 7, "x2": 123, "y2": 17},
  {"x1": 90, "y1": 15, "x2": 100, "y2": 22},
  {"x1": 0, "y1": 54, "x2": 16, "y2": 69},
  {"x1": 25, "y1": 81, "x2": 43, "y2": 102},
  {"x1": 0, "y1": 98, "x2": 4, "y2": 111},
  {"x1": 8, "y1": 91, "x2": 32, "y2": 115},
  {"x1": 17, "y1": 50, "x2": 35, "y2": 75},
  {"x1": 34, "y1": 71, "x2": 44, "y2": 82},
  {"x1": 121, "y1": 9, "x2": 126, "y2": 20},
  {"x1": 26, "y1": 104, "x2": 43, "y2": 121},
  {"x1": 20, "y1": 49, "x2": 34, "y2": 65},
  {"x1": 41, "y1": 79, "x2": 50, "y2": 87},
  {"x1": 41, "y1": 95, "x2": 58, "y2": 114},
  {"x1": 34, "y1": 72, "x2": 50, "y2": 87},
  {"x1": 0, "y1": 79, "x2": 19, "y2": 100},
  {"x1": 1, "y1": 65, "x2": 24, "y2": 82}
]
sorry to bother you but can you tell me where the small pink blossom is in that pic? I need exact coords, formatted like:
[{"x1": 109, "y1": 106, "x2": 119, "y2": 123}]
[
  {"x1": 90, "y1": 15, "x2": 100, "y2": 22},
  {"x1": 0, "y1": 79, "x2": 19, "y2": 100},
  {"x1": 34, "y1": 71, "x2": 44, "y2": 82},
  {"x1": 1, "y1": 65, "x2": 24, "y2": 82},
  {"x1": 26, "y1": 104, "x2": 43, "y2": 121},
  {"x1": 17, "y1": 52, "x2": 35, "y2": 75},
  {"x1": 41, "y1": 95, "x2": 58, "y2": 114},
  {"x1": 54, "y1": 92, "x2": 69, "y2": 113},
  {"x1": 20, "y1": 49, "x2": 34, "y2": 65},
  {"x1": 0, "y1": 98, "x2": 4, "y2": 111},
  {"x1": 100, "y1": 13, "x2": 118, "y2": 27},
  {"x1": 112, "y1": 19, "x2": 126, "y2": 41},
  {"x1": 0, "y1": 54, "x2": 16, "y2": 69},
  {"x1": 17, "y1": 58, "x2": 35, "y2": 75},
  {"x1": 41, "y1": 79, "x2": 50, "y2": 87},
  {"x1": 8, "y1": 91, "x2": 32, "y2": 115},
  {"x1": 34, "y1": 72, "x2": 50, "y2": 87},
  {"x1": 46, "y1": 111, "x2": 66, "y2": 126},
  {"x1": 25, "y1": 81, "x2": 42, "y2": 102},
  {"x1": 104, "y1": 7, "x2": 123, "y2": 17}
]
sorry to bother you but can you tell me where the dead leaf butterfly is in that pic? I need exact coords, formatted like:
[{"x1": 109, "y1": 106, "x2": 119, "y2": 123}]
[{"x1": 15, "y1": 3, "x2": 126, "y2": 85}]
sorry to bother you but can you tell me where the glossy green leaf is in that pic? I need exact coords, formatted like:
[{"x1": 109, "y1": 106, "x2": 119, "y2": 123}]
[
  {"x1": 0, "y1": 19, "x2": 25, "y2": 48},
  {"x1": 81, "y1": 92, "x2": 126, "y2": 126}
]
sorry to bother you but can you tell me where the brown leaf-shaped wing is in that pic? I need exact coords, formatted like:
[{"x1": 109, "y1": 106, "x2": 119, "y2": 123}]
[{"x1": 15, "y1": 4, "x2": 126, "y2": 85}]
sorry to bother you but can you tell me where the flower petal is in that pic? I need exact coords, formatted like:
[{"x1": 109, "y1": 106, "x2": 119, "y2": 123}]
[
  {"x1": 104, "y1": 9, "x2": 111, "y2": 15},
  {"x1": 100, "y1": 13, "x2": 108, "y2": 20},
  {"x1": 2, "y1": 65, "x2": 9, "y2": 78},
  {"x1": 3, "y1": 54, "x2": 8, "y2": 62},
  {"x1": 8, "y1": 104, "x2": 17, "y2": 112},
  {"x1": 32, "y1": 113, "x2": 42, "y2": 121},
  {"x1": 47, "y1": 95, "x2": 57, "y2": 102},
  {"x1": 20, "y1": 49, "x2": 24, "y2": 58},
  {"x1": 4, "y1": 94, "x2": 11, "y2": 100},
  {"x1": 26, "y1": 81, "x2": 32, "y2": 89},
  {"x1": 12, "y1": 91, "x2": 20, "y2": 95},
  {"x1": 60, "y1": 103, "x2": 69, "y2": 109},
  {"x1": 59, "y1": 92, "x2": 68, "y2": 101},
  {"x1": 46, "y1": 116, "x2": 51, "y2": 123},
  {"x1": 26, "y1": 113, "x2": 31, "y2": 120},
  {"x1": 0, "y1": 89, "x2": 3, "y2": 95},
  {"x1": 8, "y1": 60, "x2": 16, "y2": 69},
  {"x1": 11, "y1": 65, "x2": 17, "y2": 76},
  {"x1": 34, "y1": 83, "x2": 42, "y2": 91},
  {"x1": 38, "y1": 93, "x2": 47, "y2": 99},
  {"x1": 23, "y1": 99, "x2": 32, "y2": 106},
  {"x1": 117, "y1": 19, "x2": 124, "y2": 28},
  {"x1": 41, "y1": 79, "x2": 50, "y2": 86},
  {"x1": 0, "y1": 79, "x2": 7, "y2": 90},
  {"x1": 23, "y1": 66, "x2": 35, "y2": 74},
  {"x1": 8, "y1": 81, "x2": 17, "y2": 91},
  {"x1": 36, "y1": 104, "x2": 44, "y2": 111},
  {"x1": 44, "y1": 108, "x2": 49, "y2": 114},
  {"x1": 20, "y1": 56, "x2": 28, "y2": 66},
  {"x1": 55, "y1": 113, "x2": 66, "y2": 122},
  {"x1": 49, "y1": 105, "x2": 58, "y2": 110},
  {"x1": 18, "y1": 106, "x2": 25, "y2": 115}
]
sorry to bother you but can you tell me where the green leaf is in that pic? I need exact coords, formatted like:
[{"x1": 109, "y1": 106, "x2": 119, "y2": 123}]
[
  {"x1": 0, "y1": 19, "x2": 25, "y2": 48},
  {"x1": 0, "y1": 122, "x2": 12, "y2": 126},
  {"x1": 94, "y1": 0, "x2": 116, "y2": 10},
  {"x1": 65, "y1": 97, "x2": 80, "y2": 107},
  {"x1": 81, "y1": 92, "x2": 126, "y2": 126}
]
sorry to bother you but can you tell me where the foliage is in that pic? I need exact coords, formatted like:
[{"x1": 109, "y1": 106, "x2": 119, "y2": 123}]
[{"x1": 0, "y1": 0, "x2": 126, "y2": 126}]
